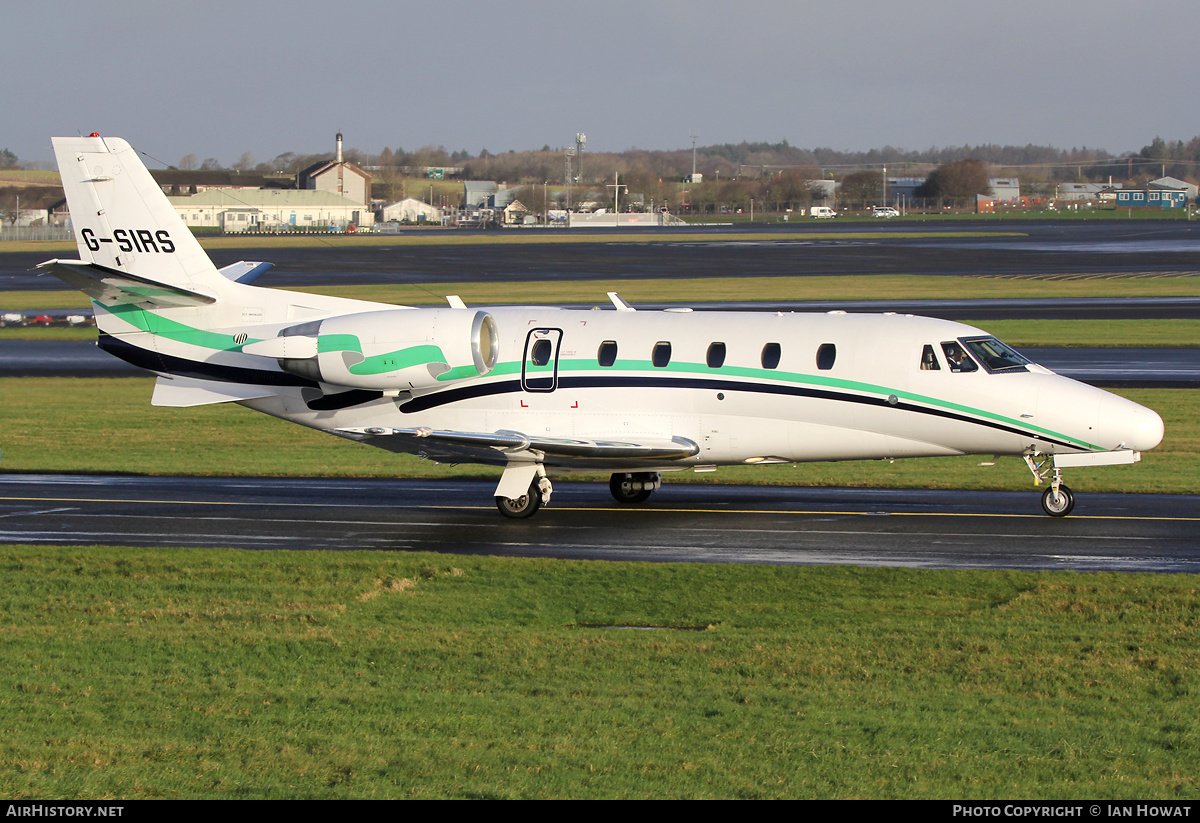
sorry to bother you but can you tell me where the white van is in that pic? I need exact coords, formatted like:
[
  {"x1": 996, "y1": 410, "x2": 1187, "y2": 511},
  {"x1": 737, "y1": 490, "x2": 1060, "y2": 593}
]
[{"x1": 810, "y1": 206, "x2": 837, "y2": 218}]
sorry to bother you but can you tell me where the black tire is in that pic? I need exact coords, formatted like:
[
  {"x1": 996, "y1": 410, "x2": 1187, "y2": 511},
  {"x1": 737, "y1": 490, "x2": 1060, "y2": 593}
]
[
  {"x1": 1041, "y1": 485, "x2": 1075, "y2": 517},
  {"x1": 609, "y1": 472, "x2": 655, "y2": 505},
  {"x1": 496, "y1": 483, "x2": 542, "y2": 518}
]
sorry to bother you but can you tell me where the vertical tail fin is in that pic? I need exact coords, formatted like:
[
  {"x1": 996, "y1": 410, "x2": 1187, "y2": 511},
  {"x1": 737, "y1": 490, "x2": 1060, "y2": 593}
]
[{"x1": 52, "y1": 135, "x2": 221, "y2": 290}]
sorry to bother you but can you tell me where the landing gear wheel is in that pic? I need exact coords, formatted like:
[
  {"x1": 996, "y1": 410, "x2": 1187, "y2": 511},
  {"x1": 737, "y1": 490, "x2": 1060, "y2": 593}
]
[
  {"x1": 1041, "y1": 484, "x2": 1075, "y2": 517},
  {"x1": 496, "y1": 482, "x2": 542, "y2": 519},
  {"x1": 609, "y1": 472, "x2": 657, "y2": 505}
]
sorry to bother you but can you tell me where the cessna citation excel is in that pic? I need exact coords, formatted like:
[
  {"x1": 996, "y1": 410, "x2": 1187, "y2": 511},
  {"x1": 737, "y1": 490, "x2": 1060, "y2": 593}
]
[{"x1": 41, "y1": 135, "x2": 1164, "y2": 517}]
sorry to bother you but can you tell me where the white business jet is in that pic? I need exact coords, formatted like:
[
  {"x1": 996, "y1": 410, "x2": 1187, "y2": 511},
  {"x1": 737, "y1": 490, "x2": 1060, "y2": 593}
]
[{"x1": 39, "y1": 135, "x2": 1164, "y2": 517}]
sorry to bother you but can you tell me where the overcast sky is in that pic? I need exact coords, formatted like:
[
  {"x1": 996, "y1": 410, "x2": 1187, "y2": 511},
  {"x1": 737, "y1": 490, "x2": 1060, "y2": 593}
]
[{"x1": 4, "y1": 0, "x2": 1196, "y2": 168}]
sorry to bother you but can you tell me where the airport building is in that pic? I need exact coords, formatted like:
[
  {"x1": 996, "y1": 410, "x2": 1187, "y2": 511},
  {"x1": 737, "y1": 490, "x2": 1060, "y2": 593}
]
[
  {"x1": 1112, "y1": 187, "x2": 1190, "y2": 209},
  {"x1": 378, "y1": 197, "x2": 443, "y2": 224},
  {"x1": 163, "y1": 132, "x2": 375, "y2": 230},
  {"x1": 298, "y1": 133, "x2": 371, "y2": 206},
  {"x1": 167, "y1": 188, "x2": 373, "y2": 231}
]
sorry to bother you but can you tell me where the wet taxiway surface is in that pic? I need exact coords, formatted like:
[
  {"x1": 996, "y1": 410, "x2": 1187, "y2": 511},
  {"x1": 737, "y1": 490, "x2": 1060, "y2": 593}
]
[{"x1": 2, "y1": 475, "x2": 1197, "y2": 573}]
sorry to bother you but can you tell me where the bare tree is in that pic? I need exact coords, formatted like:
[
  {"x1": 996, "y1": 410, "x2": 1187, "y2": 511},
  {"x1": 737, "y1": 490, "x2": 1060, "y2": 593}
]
[
  {"x1": 840, "y1": 170, "x2": 883, "y2": 208},
  {"x1": 917, "y1": 159, "x2": 992, "y2": 201}
]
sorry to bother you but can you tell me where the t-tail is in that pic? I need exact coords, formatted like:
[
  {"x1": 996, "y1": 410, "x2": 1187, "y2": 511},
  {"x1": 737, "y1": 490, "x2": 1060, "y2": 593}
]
[{"x1": 39, "y1": 134, "x2": 229, "y2": 312}]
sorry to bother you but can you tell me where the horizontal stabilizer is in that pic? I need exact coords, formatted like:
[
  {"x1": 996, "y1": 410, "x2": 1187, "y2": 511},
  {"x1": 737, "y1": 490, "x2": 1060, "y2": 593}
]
[
  {"x1": 218, "y1": 261, "x2": 274, "y2": 284},
  {"x1": 152, "y1": 375, "x2": 278, "y2": 407},
  {"x1": 337, "y1": 426, "x2": 699, "y2": 460},
  {"x1": 38, "y1": 259, "x2": 215, "y2": 309}
]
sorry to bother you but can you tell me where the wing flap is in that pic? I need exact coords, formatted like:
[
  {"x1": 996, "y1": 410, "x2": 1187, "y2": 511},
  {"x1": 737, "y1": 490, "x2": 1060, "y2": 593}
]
[{"x1": 336, "y1": 426, "x2": 699, "y2": 460}]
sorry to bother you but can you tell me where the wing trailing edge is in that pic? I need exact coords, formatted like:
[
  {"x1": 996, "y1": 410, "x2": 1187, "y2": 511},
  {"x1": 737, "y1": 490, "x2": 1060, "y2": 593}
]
[
  {"x1": 152, "y1": 375, "x2": 279, "y2": 407},
  {"x1": 336, "y1": 426, "x2": 700, "y2": 460}
]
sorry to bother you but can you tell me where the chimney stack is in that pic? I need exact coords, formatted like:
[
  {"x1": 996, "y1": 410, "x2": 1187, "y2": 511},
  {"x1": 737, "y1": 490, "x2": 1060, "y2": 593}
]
[{"x1": 336, "y1": 132, "x2": 343, "y2": 164}]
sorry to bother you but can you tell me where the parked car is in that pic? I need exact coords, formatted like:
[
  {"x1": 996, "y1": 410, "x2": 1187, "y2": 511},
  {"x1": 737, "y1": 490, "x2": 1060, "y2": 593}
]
[{"x1": 872, "y1": 207, "x2": 900, "y2": 218}]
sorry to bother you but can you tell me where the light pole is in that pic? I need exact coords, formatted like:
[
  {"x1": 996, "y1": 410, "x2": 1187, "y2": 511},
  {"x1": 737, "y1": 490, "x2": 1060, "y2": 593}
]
[
  {"x1": 608, "y1": 174, "x2": 627, "y2": 214},
  {"x1": 575, "y1": 132, "x2": 586, "y2": 192},
  {"x1": 565, "y1": 147, "x2": 575, "y2": 212}
]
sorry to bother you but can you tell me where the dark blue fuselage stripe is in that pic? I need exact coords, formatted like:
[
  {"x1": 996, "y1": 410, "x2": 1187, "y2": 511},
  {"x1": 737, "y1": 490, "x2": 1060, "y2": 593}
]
[{"x1": 98, "y1": 333, "x2": 317, "y2": 387}]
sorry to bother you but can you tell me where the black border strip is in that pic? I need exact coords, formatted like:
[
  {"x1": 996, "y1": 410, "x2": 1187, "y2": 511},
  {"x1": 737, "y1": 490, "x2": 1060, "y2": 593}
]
[{"x1": 98, "y1": 333, "x2": 317, "y2": 387}]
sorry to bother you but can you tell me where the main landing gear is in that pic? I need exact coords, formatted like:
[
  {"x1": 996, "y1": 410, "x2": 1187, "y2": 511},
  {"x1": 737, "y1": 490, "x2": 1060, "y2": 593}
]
[
  {"x1": 495, "y1": 463, "x2": 553, "y2": 519},
  {"x1": 609, "y1": 472, "x2": 661, "y2": 505},
  {"x1": 494, "y1": 467, "x2": 664, "y2": 517},
  {"x1": 496, "y1": 482, "x2": 543, "y2": 518}
]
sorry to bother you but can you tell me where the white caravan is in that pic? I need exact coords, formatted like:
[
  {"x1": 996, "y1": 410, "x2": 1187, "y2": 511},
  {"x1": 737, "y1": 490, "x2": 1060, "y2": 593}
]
[{"x1": 40, "y1": 136, "x2": 1163, "y2": 517}]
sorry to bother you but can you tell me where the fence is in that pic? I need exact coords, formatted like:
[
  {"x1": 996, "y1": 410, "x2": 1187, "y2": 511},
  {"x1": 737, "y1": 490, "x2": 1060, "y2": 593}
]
[{"x1": 0, "y1": 225, "x2": 74, "y2": 242}]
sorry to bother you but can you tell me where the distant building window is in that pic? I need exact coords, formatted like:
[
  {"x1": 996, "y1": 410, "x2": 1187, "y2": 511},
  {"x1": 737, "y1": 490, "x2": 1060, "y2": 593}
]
[
  {"x1": 652, "y1": 342, "x2": 672, "y2": 367},
  {"x1": 707, "y1": 342, "x2": 726, "y2": 368}
]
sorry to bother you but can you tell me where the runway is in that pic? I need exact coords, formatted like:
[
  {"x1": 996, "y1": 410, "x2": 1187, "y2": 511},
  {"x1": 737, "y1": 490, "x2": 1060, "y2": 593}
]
[{"x1": 1, "y1": 474, "x2": 1197, "y2": 573}]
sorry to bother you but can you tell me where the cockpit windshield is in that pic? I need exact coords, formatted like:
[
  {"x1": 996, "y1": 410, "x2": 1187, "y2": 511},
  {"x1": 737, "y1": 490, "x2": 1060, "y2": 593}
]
[{"x1": 960, "y1": 336, "x2": 1030, "y2": 373}]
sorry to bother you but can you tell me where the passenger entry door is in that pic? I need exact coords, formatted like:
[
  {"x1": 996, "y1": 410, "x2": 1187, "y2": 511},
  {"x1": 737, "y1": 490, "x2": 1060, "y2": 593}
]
[{"x1": 522, "y1": 328, "x2": 562, "y2": 392}]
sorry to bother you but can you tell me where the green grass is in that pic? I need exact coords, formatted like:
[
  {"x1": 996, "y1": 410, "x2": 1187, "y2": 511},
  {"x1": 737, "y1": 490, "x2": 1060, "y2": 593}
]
[
  {"x1": 1, "y1": 548, "x2": 1197, "y2": 798},
  {"x1": 976, "y1": 319, "x2": 1200, "y2": 348},
  {"x1": 0, "y1": 379, "x2": 1193, "y2": 494},
  {"x1": 0, "y1": 325, "x2": 96, "y2": 340}
]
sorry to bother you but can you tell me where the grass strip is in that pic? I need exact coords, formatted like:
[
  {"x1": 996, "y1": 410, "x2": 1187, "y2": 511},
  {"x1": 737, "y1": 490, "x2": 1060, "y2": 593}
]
[
  {"x1": 0, "y1": 229, "x2": 1021, "y2": 255},
  {"x1": 0, "y1": 547, "x2": 1196, "y2": 799},
  {"x1": 0, "y1": 379, "x2": 1193, "y2": 494},
  {"x1": 4, "y1": 270, "x2": 1199, "y2": 313}
]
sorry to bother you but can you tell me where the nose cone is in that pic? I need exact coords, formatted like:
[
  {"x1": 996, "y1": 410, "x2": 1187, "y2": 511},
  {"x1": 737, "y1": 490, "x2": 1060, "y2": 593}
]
[{"x1": 1099, "y1": 392, "x2": 1164, "y2": 452}]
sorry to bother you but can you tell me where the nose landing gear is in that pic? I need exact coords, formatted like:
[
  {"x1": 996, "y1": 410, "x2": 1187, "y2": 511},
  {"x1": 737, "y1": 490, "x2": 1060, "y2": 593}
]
[
  {"x1": 1040, "y1": 484, "x2": 1075, "y2": 517},
  {"x1": 1025, "y1": 452, "x2": 1075, "y2": 517}
]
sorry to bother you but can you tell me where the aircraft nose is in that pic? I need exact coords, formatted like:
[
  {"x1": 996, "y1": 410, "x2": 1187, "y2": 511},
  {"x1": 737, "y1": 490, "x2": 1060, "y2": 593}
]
[{"x1": 1099, "y1": 393, "x2": 1164, "y2": 452}]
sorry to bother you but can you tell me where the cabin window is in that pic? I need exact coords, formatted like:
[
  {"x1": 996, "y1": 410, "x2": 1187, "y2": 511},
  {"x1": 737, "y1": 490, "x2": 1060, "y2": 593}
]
[
  {"x1": 597, "y1": 340, "x2": 618, "y2": 367},
  {"x1": 761, "y1": 342, "x2": 781, "y2": 370},
  {"x1": 941, "y1": 341, "x2": 978, "y2": 373},
  {"x1": 920, "y1": 344, "x2": 941, "y2": 371},
  {"x1": 652, "y1": 341, "x2": 672, "y2": 367},
  {"x1": 961, "y1": 336, "x2": 1030, "y2": 373},
  {"x1": 707, "y1": 342, "x2": 726, "y2": 368},
  {"x1": 816, "y1": 343, "x2": 836, "y2": 370},
  {"x1": 530, "y1": 338, "x2": 553, "y2": 366}
]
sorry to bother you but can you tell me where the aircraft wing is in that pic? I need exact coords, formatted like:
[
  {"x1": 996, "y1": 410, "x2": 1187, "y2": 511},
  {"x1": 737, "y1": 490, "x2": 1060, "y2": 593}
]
[
  {"x1": 337, "y1": 425, "x2": 699, "y2": 461},
  {"x1": 37, "y1": 259, "x2": 216, "y2": 309}
]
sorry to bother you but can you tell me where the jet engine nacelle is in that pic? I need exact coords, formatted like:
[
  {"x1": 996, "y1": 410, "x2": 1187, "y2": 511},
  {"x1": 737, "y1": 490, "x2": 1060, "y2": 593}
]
[{"x1": 244, "y1": 308, "x2": 499, "y2": 390}]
